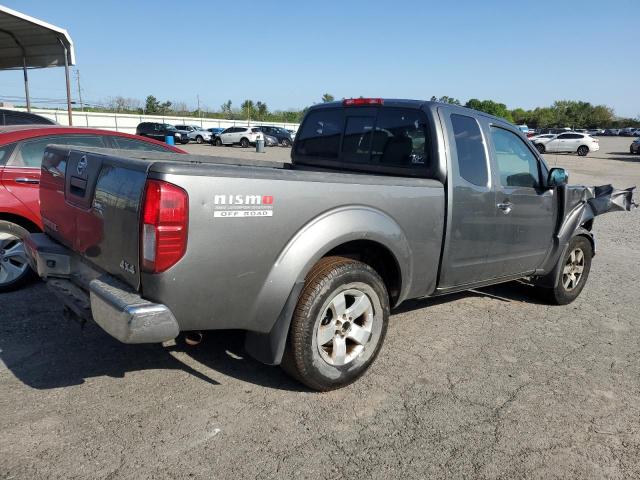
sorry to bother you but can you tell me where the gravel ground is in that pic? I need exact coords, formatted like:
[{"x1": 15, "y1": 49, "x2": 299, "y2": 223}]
[{"x1": 1, "y1": 136, "x2": 638, "y2": 479}]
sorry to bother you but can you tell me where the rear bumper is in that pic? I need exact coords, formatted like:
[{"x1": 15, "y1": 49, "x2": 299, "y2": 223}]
[{"x1": 25, "y1": 233, "x2": 179, "y2": 344}]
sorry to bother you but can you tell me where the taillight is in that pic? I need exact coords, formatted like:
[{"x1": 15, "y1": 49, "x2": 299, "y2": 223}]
[
  {"x1": 141, "y1": 179, "x2": 188, "y2": 273},
  {"x1": 343, "y1": 98, "x2": 384, "y2": 106}
]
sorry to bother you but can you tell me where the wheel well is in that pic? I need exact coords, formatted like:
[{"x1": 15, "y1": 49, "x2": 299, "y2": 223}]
[
  {"x1": 323, "y1": 240, "x2": 402, "y2": 304},
  {"x1": 0, "y1": 213, "x2": 40, "y2": 233}
]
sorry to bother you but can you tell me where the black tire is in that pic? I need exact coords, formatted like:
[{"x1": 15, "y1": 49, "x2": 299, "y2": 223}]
[
  {"x1": 196, "y1": 135, "x2": 204, "y2": 144},
  {"x1": 577, "y1": 145, "x2": 589, "y2": 156},
  {"x1": 215, "y1": 138, "x2": 223, "y2": 147},
  {"x1": 240, "y1": 137, "x2": 250, "y2": 148},
  {"x1": 280, "y1": 138, "x2": 291, "y2": 147},
  {"x1": 535, "y1": 143, "x2": 546, "y2": 154},
  {"x1": 281, "y1": 256, "x2": 390, "y2": 391},
  {"x1": 0, "y1": 220, "x2": 35, "y2": 292},
  {"x1": 540, "y1": 236, "x2": 593, "y2": 305}
]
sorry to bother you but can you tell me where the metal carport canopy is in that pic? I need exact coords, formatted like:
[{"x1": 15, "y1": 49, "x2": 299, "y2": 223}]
[{"x1": 0, "y1": 5, "x2": 76, "y2": 123}]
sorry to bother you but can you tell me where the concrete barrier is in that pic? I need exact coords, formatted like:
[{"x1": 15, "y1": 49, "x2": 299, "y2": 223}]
[{"x1": 7, "y1": 107, "x2": 299, "y2": 134}]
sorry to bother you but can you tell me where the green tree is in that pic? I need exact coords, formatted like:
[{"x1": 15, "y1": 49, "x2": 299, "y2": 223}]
[
  {"x1": 430, "y1": 95, "x2": 461, "y2": 105},
  {"x1": 321, "y1": 93, "x2": 335, "y2": 103},
  {"x1": 220, "y1": 100, "x2": 233, "y2": 119},
  {"x1": 240, "y1": 99, "x2": 255, "y2": 120},
  {"x1": 145, "y1": 95, "x2": 160, "y2": 114},
  {"x1": 256, "y1": 101, "x2": 268, "y2": 120},
  {"x1": 465, "y1": 99, "x2": 513, "y2": 122}
]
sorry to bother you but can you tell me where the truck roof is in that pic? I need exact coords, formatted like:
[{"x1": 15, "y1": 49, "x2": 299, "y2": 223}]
[{"x1": 308, "y1": 98, "x2": 513, "y2": 127}]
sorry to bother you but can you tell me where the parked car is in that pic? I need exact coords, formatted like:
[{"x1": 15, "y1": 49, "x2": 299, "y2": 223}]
[
  {"x1": 0, "y1": 125, "x2": 185, "y2": 291},
  {"x1": 603, "y1": 129, "x2": 621, "y2": 136},
  {"x1": 206, "y1": 127, "x2": 225, "y2": 145},
  {"x1": 136, "y1": 122, "x2": 189, "y2": 144},
  {"x1": 213, "y1": 126, "x2": 264, "y2": 147},
  {"x1": 254, "y1": 125, "x2": 293, "y2": 146},
  {"x1": 532, "y1": 132, "x2": 600, "y2": 156},
  {"x1": 630, "y1": 138, "x2": 640, "y2": 154},
  {"x1": 0, "y1": 109, "x2": 56, "y2": 126},
  {"x1": 586, "y1": 129, "x2": 604, "y2": 136},
  {"x1": 538, "y1": 127, "x2": 571, "y2": 135},
  {"x1": 24, "y1": 99, "x2": 634, "y2": 390},
  {"x1": 174, "y1": 125, "x2": 212, "y2": 144},
  {"x1": 620, "y1": 127, "x2": 639, "y2": 137}
]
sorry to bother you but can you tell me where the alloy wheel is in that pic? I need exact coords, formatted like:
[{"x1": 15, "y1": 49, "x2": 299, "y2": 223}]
[
  {"x1": 316, "y1": 288, "x2": 375, "y2": 366},
  {"x1": 562, "y1": 247, "x2": 585, "y2": 291},
  {"x1": 0, "y1": 233, "x2": 29, "y2": 286}
]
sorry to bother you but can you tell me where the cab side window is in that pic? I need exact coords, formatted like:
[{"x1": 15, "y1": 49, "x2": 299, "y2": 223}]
[{"x1": 490, "y1": 127, "x2": 540, "y2": 188}]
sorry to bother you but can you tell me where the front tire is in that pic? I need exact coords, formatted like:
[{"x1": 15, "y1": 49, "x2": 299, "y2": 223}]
[
  {"x1": 281, "y1": 256, "x2": 390, "y2": 391},
  {"x1": 196, "y1": 135, "x2": 204, "y2": 144},
  {"x1": 541, "y1": 236, "x2": 593, "y2": 305},
  {"x1": 577, "y1": 145, "x2": 589, "y2": 156},
  {"x1": 0, "y1": 221, "x2": 35, "y2": 292},
  {"x1": 281, "y1": 138, "x2": 291, "y2": 147},
  {"x1": 535, "y1": 143, "x2": 546, "y2": 154},
  {"x1": 215, "y1": 138, "x2": 223, "y2": 147}
]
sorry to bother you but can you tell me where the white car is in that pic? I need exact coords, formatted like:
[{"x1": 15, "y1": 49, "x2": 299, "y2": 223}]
[
  {"x1": 214, "y1": 126, "x2": 264, "y2": 147},
  {"x1": 174, "y1": 125, "x2": 212, "y2": 144},
  {"x1": 532, "y1": 132, "x2": 599, "y2": 157}
]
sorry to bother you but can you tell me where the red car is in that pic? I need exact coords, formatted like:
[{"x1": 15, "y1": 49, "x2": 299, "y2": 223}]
[{"x1": 0, "y1": 125, "x2": 184, "y2": 291}]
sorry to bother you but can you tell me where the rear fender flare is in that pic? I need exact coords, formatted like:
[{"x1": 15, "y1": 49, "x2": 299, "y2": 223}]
[{"x1": 244, "y1": 206, "x2": 412, "y2": 365}]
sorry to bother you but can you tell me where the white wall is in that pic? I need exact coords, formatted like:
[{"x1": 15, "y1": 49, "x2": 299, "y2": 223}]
[{"x1": 8, "y1": 107, "x2": 300, "y2": 134}]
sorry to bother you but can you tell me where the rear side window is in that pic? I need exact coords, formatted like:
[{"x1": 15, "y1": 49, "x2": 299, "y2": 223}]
[
  {"x1": 12, "y1": 135, "x2": 105, "y2": 167},
  {"x1": 0, "y1": 143, "x2": 16, "y2": 165},
  {"x1": 296, "y1": 109, "x2": 345, "y2": 159},
  {"x1": 450, "y1": 114, "x2": 488, "y2": 186}
]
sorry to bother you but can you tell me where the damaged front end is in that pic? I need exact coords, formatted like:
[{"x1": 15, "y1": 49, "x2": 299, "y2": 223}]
[{"x1": 534, "y1": 184, "x2": 636, "y2": 287}]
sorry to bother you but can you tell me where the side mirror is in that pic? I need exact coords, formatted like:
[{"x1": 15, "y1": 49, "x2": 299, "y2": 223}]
[{"x1": 548, "y1": 167, "x2": 569, "y2": 187}]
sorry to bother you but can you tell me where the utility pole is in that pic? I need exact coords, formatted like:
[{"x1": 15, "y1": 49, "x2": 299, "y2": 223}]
[
  {"x1": 75, "y1": 69, "x2": 84, "y2": 112},
  {"x1": 197, "y1": 94, "x2": 201, "y2": 126}
]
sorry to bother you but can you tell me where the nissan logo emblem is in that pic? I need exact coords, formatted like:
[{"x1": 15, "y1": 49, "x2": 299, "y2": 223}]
[{"x1": 77, "y1": 155, "x2": 88, "y2": 176}]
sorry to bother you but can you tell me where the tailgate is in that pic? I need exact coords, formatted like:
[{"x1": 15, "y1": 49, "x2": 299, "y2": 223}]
[{"x1": 40, "y1": 145, "x2": 149, "y2": 289}]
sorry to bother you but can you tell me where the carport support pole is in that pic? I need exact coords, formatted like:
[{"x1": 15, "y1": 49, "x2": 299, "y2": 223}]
[
  {"x1": 59, "y1": 38, "x2": 72, "y2": 126},
  {"x1": 22, "y1": 56, "x2": 31, "y2": 112}
]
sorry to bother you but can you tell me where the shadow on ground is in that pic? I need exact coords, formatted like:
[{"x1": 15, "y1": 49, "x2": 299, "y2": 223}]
[
  {"x1": 1, "y1": 281, "x2": 546, "y2": 392},
  {"x1": 0, "y1": 283, "x2": 304, "y2": 392}
]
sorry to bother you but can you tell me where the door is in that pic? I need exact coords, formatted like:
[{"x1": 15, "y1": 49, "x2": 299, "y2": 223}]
[
  {"x1": 486, "y1": 126, "x2": 555, "y2": 275},
  {"x1": 220, "y1": 127, "x2": 235, "y2": 144},
  {"x1": 437, "y1": 109, "x2": 500, "y2": 288},
  {"x1": 553, "y1": 133, "x2": 577, "y2": 152}
]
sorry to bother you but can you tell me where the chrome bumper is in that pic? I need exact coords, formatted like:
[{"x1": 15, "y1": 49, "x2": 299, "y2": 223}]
[{"x1": 25, "y1": 233, "x2": 179, "y2": 344}]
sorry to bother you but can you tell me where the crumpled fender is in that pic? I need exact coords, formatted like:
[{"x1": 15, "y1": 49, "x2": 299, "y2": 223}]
[{"x1": 535, "y1": 184, "x2": 636, "y2": 287}]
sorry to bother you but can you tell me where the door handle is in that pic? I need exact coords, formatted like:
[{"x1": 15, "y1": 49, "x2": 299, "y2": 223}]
[
  {"x1": 497, "y1": 201, "x2": 513, "y2": 214},
  {"x1": 14, "y1": 177, "x2": 40, "y2": 184}
]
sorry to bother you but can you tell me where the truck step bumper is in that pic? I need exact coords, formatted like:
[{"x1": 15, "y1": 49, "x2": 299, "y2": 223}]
[
  {"x1": 25, "y1": 233, "x2": 179, "y2": 344},
  {"x1": 89, "y1": 277, "x2": 179, "y2": 344}
]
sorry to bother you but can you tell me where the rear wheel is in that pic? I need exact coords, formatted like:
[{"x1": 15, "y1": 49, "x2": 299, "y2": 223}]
[
  {"x1": 539, "y1": 236, "x2": 593, "y2": 305},
  {"x1": 0, "y1": 221, "x2": 34, "y2": 292},
  {"x1": 535, "y1": 143, "x2": 546, "y2": 154},
  {"x1": 281, "y1": 138, "x2": 291, "y2": 147},
  {"x1": 577, "y1": 145, "x2": 589, "y2": 156},
  {"x1": 281, "y1": 256, "x2": 390, "y2": 391},
  {"x1": 240, "y1": 137, "x2": 250, "y2": 148}
]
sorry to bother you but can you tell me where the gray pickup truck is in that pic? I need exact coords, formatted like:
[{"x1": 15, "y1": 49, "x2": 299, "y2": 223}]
[{"x1": 25, "y1": 99, "x2": 634, "y2": 391}]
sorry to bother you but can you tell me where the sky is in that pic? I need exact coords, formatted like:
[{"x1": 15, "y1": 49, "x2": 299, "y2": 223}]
[{"x1": 1, "y1": 0, "x2": 638, "y2": 117}]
